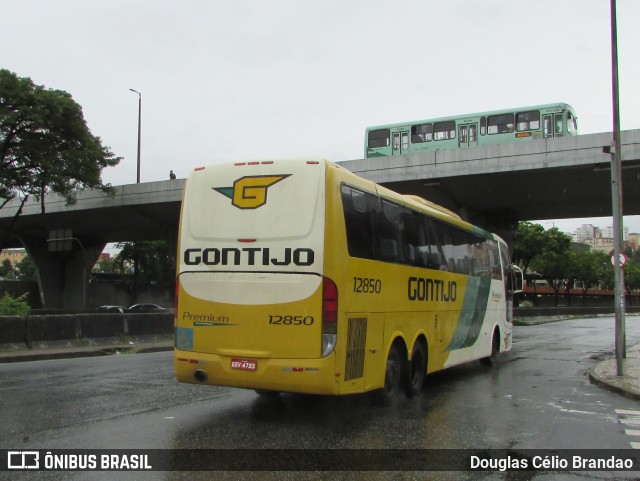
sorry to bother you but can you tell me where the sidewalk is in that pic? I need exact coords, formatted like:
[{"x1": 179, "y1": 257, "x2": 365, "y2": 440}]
[{"x1": 588, "y1": 343, "x2": 640, "y2": 400}]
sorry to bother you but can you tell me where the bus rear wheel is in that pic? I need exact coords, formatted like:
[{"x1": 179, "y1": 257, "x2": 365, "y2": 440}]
[
  {"x1": 405, "y1": 341, "x2": 427, "y2": 398},
  {"x1": 372, "y1": 344, "x2": 403, "y2": 405},
  {"x1": 255, "y1": 389, "x2": 281, "y2": 398}
]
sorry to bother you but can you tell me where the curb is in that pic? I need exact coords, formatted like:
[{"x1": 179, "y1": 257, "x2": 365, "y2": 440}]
[
  {"x1": 588, "y1": 354, "x2": 640, "y2": 401},
  {"x1": 0, "y1": 343, "x2": 173, "y2": 364}
]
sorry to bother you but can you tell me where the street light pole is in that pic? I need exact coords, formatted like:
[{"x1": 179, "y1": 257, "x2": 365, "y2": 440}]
[
  {"x1": 609, "y1": 0, "x2": 625, "y2": 376},
  {"x1": 129, "y1": 89, "x2": 142, "y2": 183},
  {"x1": 129, "y1": 89, "x2": 142, "y2": 305}
]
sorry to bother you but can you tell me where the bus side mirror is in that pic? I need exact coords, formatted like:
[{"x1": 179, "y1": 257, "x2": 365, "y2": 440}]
[{"x1": 510, "y1": 265, "x2": 524, "y2": 294}]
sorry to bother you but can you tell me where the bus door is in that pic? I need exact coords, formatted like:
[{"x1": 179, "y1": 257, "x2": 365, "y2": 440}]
[
  {"x1": 458, "y1": 123, "x2": 478, "y2": 148},
  {"x1": 392, "y1": 130, "x2": 410, "y2": 155}
]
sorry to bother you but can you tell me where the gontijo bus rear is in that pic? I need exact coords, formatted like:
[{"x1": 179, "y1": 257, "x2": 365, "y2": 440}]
[{"x1": 174, "y1": 158, "x2": 516, "y2": 400}]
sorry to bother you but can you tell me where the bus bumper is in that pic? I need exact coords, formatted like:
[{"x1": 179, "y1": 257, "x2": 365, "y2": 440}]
[{"x1": 174, "y1": 349, "x2": 341, "y2": 395}]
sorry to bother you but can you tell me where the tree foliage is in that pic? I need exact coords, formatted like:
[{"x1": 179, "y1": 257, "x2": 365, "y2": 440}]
[
  {"x1": 15, "y1": 255, "x2": 37, "y2": 282},
  {"x1": 115, "y1": 241, "x2": 176, "y2": 294},
  {"x1": 529, "y1": 228, "x2": 574, "y2": 304},
  {"x1": 0, "y1": 69, "x2": 120, "y2": 213},
  {"x1": 0, "y1": 259, "x2": 13, "y2": 278},
  {"x1": 0, "y1": 292, "x2": 31, "y2": 316},
  {"x1": 513, "y1": 221, "x2": 546, "y2": 275},
  {"x1": 571, "y1": 250, "x2": 609, "y2": 305}
]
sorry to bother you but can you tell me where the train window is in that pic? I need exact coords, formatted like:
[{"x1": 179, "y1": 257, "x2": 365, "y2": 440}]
[
  {"x1": 516, "y1": 111, "x2": 540, "y2": 131},
  {"x1": 434, "y1": 121, "x2": 456, "y2": 141},
  {"x1": 459, "y1": 125, "x2": 468, "y2": 144},
  {"x1": 487, "y1": 114, "x2": 514, "y2": 134},
  {"x1": 567, "y1": 112, "x2": 577, "y2": 134},
  {"x1": 555, "y1": 114, "x2": 564, "y2": 135},
  {"x1": 368, "y1": 129, "x2": 390, "y2": 148},
  {"x1": 543, "y1": 116, "x2": 552, "y2": 137},
  {"x1": 401, "y1": 132, "x2": 409, "y2": 150},
  {"x1": 480, "y1": 116, "x2": 486, "y2": 135},
  {"x1": 469, "y1": 124, "x2": 477, "y2": 142},
  {"x1": 411, "y1": 123, "x2": 433, "y2": 143}
]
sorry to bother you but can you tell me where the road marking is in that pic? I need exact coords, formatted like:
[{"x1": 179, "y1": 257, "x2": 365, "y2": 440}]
[
  {"x1": 616, "y1": 409, "x2": 640, "y2": 448},
  {"x1": 620, "y1": 418, "x2": 640, "y2": 426},
  {"x1": 616, "y1": 409, "x2": 640, "y2": 416}
]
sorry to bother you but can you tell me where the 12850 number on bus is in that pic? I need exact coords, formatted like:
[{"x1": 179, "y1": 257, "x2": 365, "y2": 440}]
[
  {"x1": 353, "y1": 277, "x2": 382, "y2": 294},
  {"x1": 268, "y1": 315, "x2": 315, "y2": 326}
]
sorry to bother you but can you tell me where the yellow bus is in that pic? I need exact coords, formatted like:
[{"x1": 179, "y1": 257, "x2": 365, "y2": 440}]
[{"x1": 174, "y1": 158, "x2": 519, "y2": 402}]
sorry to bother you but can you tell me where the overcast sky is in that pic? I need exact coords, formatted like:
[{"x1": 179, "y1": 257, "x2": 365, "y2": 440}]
[{"x1": 2, "y1": 0, "x2": 639, "y2": 234}]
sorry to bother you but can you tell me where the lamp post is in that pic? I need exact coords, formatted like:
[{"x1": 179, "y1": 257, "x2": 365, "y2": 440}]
[
  {"x1": 129, "y1": 89, "x2": 142, "y2": 304},
  {"x1": 609, "y1": 0, "x2": 625, "y2": 376},
  {"x1": 129, "y1": 89, "x2": 142, "y2": 183}
]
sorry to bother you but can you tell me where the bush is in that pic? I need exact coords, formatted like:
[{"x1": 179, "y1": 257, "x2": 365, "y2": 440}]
[{"x1": 0, "y1": 292, "x2": 31, "y2": 316}]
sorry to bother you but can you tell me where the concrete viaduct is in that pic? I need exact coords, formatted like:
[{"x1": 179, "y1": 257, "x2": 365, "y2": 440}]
[{"x1": 1, "y1": 129, "x2": 639, "y2": 309}]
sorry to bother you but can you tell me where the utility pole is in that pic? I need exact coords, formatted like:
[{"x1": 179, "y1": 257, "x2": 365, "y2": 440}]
[
  {"x1": 609, "y1": 0, "x2": 625, "y2": 376},
  {"x1": 129, "y1": 89, "x2": 142, "y2": 183}
]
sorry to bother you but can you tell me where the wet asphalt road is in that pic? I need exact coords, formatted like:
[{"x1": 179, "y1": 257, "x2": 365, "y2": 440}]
[{"x1": 2, "y1": 316, "x2": 640, "y2": 481}]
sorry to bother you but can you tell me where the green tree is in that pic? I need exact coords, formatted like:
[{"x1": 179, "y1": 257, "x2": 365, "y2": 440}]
[
  {"x1": 0, "y1": 69, "x2": 120, "y2": 224},
  {"x1": 0, "y1": 292, "x2": 31, "y2": 315},
  {"x1": 513, "y1": 221, "x2": 546, "y2": 275},
  {"x1": 571, "y1": 250, "x2": 608, "y2": 306},
  {"x1": 15, "y1": 255, "x2": 37, "y2": 282},
  {"x1": 0, "y1": 259, "x2": 13, "y2": 278},
  {"x1": 115, "y1": 241, "x2": 176, "y2": 296},
  {"x1": 92, "y1": 256, "x2": 126, "y2": 275},
  {"x1": 625, "y1": 258, "x2": 640, "y2": 306},
  {"x1": 529, "y1": 228, "x2": 574, "y2": 306}
]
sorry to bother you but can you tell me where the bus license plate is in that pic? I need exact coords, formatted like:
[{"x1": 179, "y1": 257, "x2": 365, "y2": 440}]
[{"x1": 231, "y1": 358, "x2": 257, "y2": 371}]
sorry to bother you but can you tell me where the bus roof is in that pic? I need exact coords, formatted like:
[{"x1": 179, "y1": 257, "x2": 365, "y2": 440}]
[{"x1": 337, "y1": 165, "x2": 497, "y2": 242}]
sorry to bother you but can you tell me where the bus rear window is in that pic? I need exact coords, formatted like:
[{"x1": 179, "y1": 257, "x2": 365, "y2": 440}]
[{"x1": 368, "y1": 129, "x2": 390, "y2": 148}]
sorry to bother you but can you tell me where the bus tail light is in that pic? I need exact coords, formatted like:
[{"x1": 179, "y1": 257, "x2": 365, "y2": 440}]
[{"x1": 321, "y1": 277, "x2": 338, "y2": 357}]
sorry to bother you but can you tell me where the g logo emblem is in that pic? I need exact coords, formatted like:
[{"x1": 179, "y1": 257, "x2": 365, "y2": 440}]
[{"x1": 214, "y1": 175, "x2": 290, "y2": 209}]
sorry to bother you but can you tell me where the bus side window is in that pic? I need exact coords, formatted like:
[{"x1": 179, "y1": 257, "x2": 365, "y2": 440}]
[
  {"x1": 341, "y1": 185, "x2": 377, "y2": 260},
  {"x1": 425, "y1": 218, "x2": 448, "y2": 271},
  {"x1": 377, "y1": 200, "x2": 407, "y2": 263},
  {"x1": 402, "y1": 210, "x2": 431, "y2": 267}
]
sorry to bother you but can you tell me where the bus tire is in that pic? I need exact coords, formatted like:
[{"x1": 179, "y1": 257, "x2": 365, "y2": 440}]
[
  {"x1": 481, "y1": 330, "x2": 500, "y2": 366},
  {"x1": 255, "y1": 389, "x2": 281, "y2": 398},
  {"x1": 405, "y1": 340, "x2": 427, "y2": 398},
  {"x1": 372, "y1": 344, "x2": 403, "y2": 405}
]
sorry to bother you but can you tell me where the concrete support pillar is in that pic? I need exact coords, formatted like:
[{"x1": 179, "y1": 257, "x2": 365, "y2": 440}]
[{"x1": 21, "y1": 237, "x2": 105, "y2": 309}]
